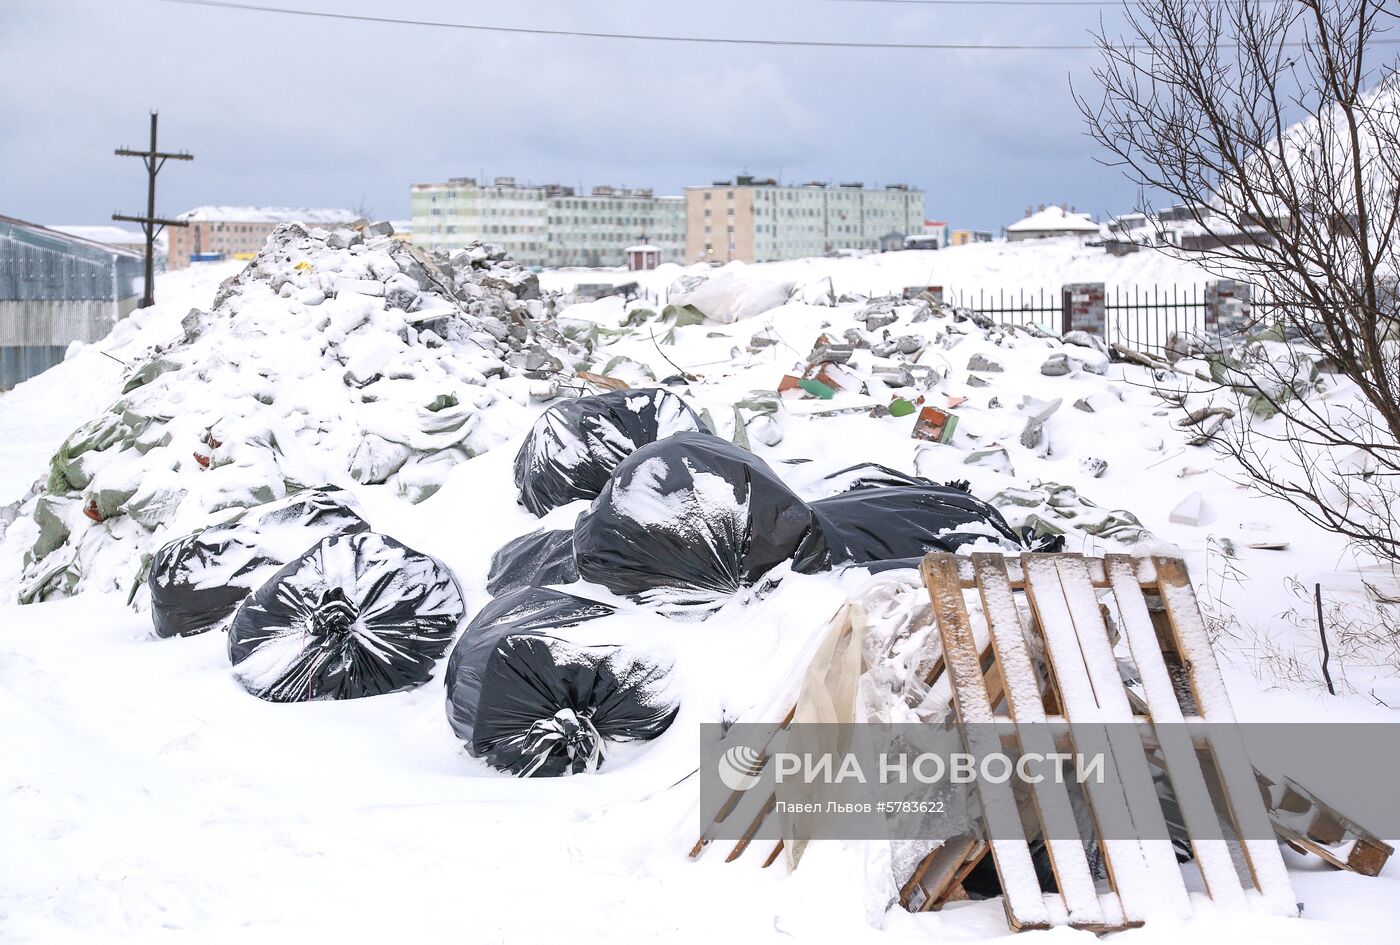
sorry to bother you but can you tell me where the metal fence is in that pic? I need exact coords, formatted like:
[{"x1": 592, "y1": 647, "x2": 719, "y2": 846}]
[
  {"x1": 1103, "y1": 285, "x2": 1207, "y2": 352},
  {"x1": 945, "y1": 287, "x2": 1063, "y2": 331},
  {"x1": 946, "y1": 284, "x2": 1215, "y2": 353}
]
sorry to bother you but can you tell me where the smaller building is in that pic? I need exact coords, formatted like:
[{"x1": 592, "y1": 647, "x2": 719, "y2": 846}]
[
  {"x1": 1104, "y1": 206, "x2": 1281, "y2": 253},
  {"x1": 949, "y1": 229, "x2": 995, "y2": 246},
  {"x1": 878, "y1": 230, "x2": 908, "y2": 253},
  {"x1": 1, "y1": 215, "x2": 143, "y2": 388},
  {"x1": 168, "y1": 206, "x2": 360, "y2": 269},
  {"x1": 1006, "y1": 205, "x2": 1100, "y2": 241},
  {"x1": 625, "y1": 244, "x2": 661, "y2": 271},
  {"x1": 917, "y1": 220, "x2": 949, "y2": 249}
]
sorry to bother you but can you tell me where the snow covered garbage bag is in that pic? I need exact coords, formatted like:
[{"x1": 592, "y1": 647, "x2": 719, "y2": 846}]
[
  {"x1": 512, "y1": 387, "x2": 707, "y2": 516},
  {"x1": 809, "y1": 481, "x2": 1025, "y2": 566},
  {"x1": 444, "y1": 587, "x2": 679, "y2": 777},
  {"x1": 486, "y1": 527, "x2": 579, "y2": 596},
  {"x1": 227, "y1": 531, "x2": 465, "y2": 702},
  {"x1": 148, "y1": 486, "x2": 369, "y2": 638},
  {"x1": 572, "y1": 432, "x2": 830, "y2": 614}
]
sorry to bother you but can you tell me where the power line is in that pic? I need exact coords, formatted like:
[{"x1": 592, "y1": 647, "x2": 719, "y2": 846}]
[
  {"x1": 159, "y1": 0, "x2": 1400, "y2": 50},
  {"x1": 819, "y1": 0, "x2": 1294, "y2": 6}
]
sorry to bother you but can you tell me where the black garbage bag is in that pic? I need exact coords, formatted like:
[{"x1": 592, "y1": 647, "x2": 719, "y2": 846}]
[
  {"x1": 148, "y1": 486, "x2": 370, "y2": 638},
  {"x1": 444, "y1": 587, "x2": 679, "y2": 777},
  {"x1": 513, "y1": 387, "x2": 707, "y2": 516},
  {"x1": 486, "y1": 528, "x2": 579, "y2": 596},
  {"x1": 820, "y1": 463, "x2": 937, "y2": 494},
  {"x1": 228, "y1": 531, "x2": 465, "y2": 702},
  {"x1": 573, "y1": 432, "x2": 830, "y2": 613},
  {"x1": 810, "y1": 484, "x2": 1024, "y2": 565}
]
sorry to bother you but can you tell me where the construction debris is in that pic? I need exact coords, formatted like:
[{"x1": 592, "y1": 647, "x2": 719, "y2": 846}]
[
  {"x1": 911, "y1": 406, "x2": 959, "y2": 443},
  {"x1": 1168, "y1": 491, "x2": 1212, "y2": 526}
]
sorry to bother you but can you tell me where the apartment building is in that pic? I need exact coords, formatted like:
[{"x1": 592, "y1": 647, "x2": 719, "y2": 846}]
[
  {"x1": 410, "y1": 178, "x2": 551, "y2": 266},
  {"x1": 545, "y1": 188, "x2": 684, "y2": 268},
  {"x1": 410, "y1": 178, "x2": 685, "y2": 268},
  {"x1": 684, "y1": 176, "x2": 926, "y2": 263},
  {"x1": 167, "y1": 206, "x2": 359, "y2": 269}
]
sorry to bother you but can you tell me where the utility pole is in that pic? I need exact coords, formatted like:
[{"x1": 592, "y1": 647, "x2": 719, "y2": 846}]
[{"x1": 113, "y1": 112, "x2": 193, "y2": 308}]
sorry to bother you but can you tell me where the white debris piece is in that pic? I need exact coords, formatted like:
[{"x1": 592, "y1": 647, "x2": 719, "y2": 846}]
[{"x1": 1168, "y1": 492, "x2": 1212, "y2": 526}]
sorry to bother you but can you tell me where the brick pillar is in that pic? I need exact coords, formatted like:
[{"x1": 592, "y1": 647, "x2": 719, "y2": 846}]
[
  {"x1": 1061, "y1": 282, "x2": 1105, "y2": 335},
  {"x1": 1205, "y1": 280, "x2": 1252, "y2": 338}
]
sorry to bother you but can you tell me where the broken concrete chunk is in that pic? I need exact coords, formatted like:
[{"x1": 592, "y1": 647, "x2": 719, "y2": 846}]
[
  {"x1": 1061, "y1": 330, "x2": 1107, "y2": 353},
  {"x1": 967, "y1": 374, "x2": 990, "y2": 388},
  {"x1": 1079, "y1": 457, "x2": 1109, "y2": 478},
  {"x1": 1019, "y1": 396, "x2": 1063, "y2": 423},
  {"x1": 965, "y1": 448, "x2": 1014, "y2": 476},
  {"x1": 362, "y1": 220, "x2": 395, "y2": 238},
  {"x1": 967, "y1": 353, "x2": 1004, "y2": 373},
  {"x1": 842, "y1": 328, "x2": 872, "y2": 349},
  {"x1": 1073, "y1": 397, "x2": 1095, "y2": 413},
  {"x1": 523, "y1": 349, "x2": 564, "y2": 377},
  {"x1": 873, "y1": 366, "x2": 914, "y2": 388},
  {"x1": 809, "y1": 343, "x2": 855, "y2": 365},
  {"x1": 528, "y1": 380, "x2": 560, "y2": 402},
  {"x1": 1040, "y1": 354, "x2": 1072, "y2": 376}
]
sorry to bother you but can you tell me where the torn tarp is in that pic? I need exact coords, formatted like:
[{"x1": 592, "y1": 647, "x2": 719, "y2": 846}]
[
  {"x1": 572, "y1": 432, "x2": 830, "y2": 614},
  {"x1": 444, "y1": 587, "x2": 679, "y2": 776},
  {"x1": 513, "y1": 387, "x2": 707, "y2": 516}
]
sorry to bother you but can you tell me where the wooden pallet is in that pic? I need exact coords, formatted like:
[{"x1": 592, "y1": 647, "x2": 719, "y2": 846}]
[
  {"x1": 695, "y1": 553, "x2": 1381, "y2": 923},
  {"x1": 918, "y1": 552, "x2": 1298, "y2": 931},
  {"x1": 1260, "y1": 774, "x2": 1394, "y2": 877}
]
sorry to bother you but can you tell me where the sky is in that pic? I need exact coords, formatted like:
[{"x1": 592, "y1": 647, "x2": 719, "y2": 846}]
[{"x1": 2, "y1": 0, "x2": 1165, "y2": 233}]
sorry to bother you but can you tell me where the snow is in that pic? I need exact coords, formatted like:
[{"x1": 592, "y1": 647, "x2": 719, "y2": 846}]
[
  {"x1": 1, "y1": 242, "x2": 1397, "y2": 943},
  {"x1": 541, "y1": 238, "x2": 1216, "y2": 303},
  {"x1": 176, "y1": 205, "x2": 360, "y2": 225},
  {"x1": 45, "y1": 224, "x2": 151, "y2": 250}
]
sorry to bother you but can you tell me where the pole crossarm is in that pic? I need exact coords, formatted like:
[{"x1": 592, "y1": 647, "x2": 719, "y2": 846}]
[
  {"x1": 111, "y1": 214, "x2": 190, "y2": 229},
  {"x1": 114, "y1": 149, "x2": 194, "y2": 160}
]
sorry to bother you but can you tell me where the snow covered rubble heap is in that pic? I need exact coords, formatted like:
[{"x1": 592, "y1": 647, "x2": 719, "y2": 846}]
[{"x1": 3, "y1": 222, "x2": 582, "y2": 605}]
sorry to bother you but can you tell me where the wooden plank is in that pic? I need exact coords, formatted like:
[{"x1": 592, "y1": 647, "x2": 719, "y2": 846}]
[
  {"x1": 972, "y1": 554, "x2": 1120, "y2": 930},
  {"x1": 1152, "y1": 556, "x2": 1298, "y2": 916},
  {"x1": 1105, "y1": 554, "x2": 1248, "y2": 909},
  {"x1": 922, "y1": 553, "x2": 1054, "y2": 930},
  {"x1": 900, "y1": 834, "x2": 983, "y2": 911},
  {"x1": 1018, "y1": 553, "x2": 1163, "y2": 925},
  {"x1": 727, "y1": 792, "x2": 777, "y2": 862},
  {"x1": 922, "y1": 838, "x2": 992, "y2": 912},
  {"x1": 691, "y1": 706, "x2": 796, "y2": 858},
  {"x1": 1052, "y1": 555, "x2": 1193, "y2": 919}
]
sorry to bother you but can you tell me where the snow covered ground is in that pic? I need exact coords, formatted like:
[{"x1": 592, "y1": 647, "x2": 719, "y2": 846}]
[
  {"x1": 1, "y1": 245, "x2": 1396, "y2": 944},
  {"x1": 539, "y1": 236, "x2": 1219, "y2": 301}
]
